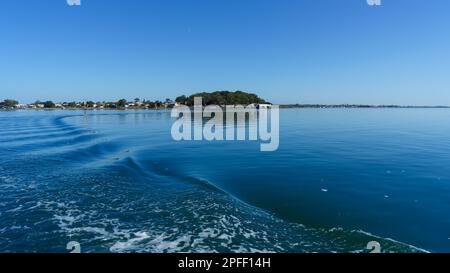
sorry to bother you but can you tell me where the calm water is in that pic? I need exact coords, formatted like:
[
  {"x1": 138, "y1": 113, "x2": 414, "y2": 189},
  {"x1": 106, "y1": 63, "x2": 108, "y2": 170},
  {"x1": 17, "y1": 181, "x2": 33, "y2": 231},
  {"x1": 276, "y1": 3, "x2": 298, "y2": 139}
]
[{"x1": 1, "y1": 109, "x2": 449, "y2": 253}]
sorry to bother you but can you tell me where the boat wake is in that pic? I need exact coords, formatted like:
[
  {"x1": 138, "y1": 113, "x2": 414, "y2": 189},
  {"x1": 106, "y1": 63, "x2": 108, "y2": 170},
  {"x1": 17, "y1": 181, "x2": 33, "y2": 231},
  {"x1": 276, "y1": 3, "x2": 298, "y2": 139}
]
[{"x1": 0, "y1": 112, "x2": 428, "y2": 253}]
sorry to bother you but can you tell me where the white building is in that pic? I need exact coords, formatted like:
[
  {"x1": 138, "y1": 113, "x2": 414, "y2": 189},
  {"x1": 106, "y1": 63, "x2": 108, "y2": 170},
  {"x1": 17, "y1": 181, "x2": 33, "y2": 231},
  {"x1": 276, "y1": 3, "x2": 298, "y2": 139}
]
[
  {"x1": 16, "y1": 104, "x2": 27, "y2": 109},
  {"x1": 257, "y1": 103, "x2": 272, "y2": 109}
]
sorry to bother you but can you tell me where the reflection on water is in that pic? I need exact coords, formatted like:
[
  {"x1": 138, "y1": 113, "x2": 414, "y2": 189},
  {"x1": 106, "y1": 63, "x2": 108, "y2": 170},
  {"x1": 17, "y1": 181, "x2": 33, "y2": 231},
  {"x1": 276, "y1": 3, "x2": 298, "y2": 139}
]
[{"x1": 171, "y1": 104, "x2": 279, "y2": 151}]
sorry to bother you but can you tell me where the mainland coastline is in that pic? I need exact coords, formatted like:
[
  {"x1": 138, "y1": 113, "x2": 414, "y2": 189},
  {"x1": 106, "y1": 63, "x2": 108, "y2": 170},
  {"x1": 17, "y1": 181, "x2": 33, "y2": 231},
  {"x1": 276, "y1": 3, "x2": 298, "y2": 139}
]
[{"x1": 1, "y1": 90, "x2": 449, "y2": 110}]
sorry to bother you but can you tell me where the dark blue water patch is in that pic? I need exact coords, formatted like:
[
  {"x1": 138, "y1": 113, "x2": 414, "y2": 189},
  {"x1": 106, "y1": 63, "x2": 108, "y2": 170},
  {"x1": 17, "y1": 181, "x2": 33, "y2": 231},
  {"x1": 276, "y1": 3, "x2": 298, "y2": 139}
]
[
  {"x1": 2, "y1": 132, "x2": 101, "y2": 151},
  {"x1": 48, "y1": 139, "x2": 125, "y2": 165},
  {"x1": 0, "y1": 128, "x2": 89, "y2": 143},
  {"x1": 0, "y1": 126, "x2": 72, "y2": 136}
]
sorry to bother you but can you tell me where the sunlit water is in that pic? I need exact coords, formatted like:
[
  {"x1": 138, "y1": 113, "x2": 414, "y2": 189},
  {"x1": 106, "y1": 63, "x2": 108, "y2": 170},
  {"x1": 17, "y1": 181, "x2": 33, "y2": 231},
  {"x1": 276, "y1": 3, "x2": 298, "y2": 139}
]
[{"x1": 1, "y1": 109, "x2": 449, "y2": 252}]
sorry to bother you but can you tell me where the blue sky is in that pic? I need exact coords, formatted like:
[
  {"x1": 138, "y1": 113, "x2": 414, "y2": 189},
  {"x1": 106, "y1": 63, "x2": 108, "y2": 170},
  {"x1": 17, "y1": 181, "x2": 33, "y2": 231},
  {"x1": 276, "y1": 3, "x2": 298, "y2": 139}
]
[{"x1": 1, "y1": 0, "x2": 449, "y2": 105}]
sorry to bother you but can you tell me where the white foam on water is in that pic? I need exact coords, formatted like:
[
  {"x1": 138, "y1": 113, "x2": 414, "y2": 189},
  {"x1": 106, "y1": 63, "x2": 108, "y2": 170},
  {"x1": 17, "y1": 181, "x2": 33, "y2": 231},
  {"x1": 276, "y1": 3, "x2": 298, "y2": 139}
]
[
  {"x1": 354, "y1": 229, "x2": 431, "y2": 253},
  {"x1": 109, "y1": 231, "x2": 150, "y2": 252}
]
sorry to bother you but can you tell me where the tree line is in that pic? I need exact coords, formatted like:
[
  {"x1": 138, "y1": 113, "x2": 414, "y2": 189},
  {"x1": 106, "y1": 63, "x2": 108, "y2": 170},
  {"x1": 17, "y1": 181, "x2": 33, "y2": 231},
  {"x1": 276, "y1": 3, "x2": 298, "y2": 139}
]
[{"x1": 175, "y1": 91, "x2": 268, "y2": 106}]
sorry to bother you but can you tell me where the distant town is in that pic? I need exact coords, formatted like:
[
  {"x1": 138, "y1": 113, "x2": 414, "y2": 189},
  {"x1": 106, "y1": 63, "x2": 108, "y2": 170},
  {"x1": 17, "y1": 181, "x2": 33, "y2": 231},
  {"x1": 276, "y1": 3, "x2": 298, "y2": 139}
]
[
  {"x1": 0, "y1": 98, "x2": 180, "y2": 110},
  {"x1": 1, "y1": 90, "x2": 450, "y2": 110},
  {"x1": 0, "y1": 91, "x2": 270, "y2": 110}
]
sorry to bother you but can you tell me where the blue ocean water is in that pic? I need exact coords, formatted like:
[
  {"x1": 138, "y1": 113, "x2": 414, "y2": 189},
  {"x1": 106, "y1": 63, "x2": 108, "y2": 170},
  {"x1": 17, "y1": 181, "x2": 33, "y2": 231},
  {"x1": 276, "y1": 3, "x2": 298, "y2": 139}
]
[{"x1": 1, "y1": 109, "x2": 449, "y2": 253}]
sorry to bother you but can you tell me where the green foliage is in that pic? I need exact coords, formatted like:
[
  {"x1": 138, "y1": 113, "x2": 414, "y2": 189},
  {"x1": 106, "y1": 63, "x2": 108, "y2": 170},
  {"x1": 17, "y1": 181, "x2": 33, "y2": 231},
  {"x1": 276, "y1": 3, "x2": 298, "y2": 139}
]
[
  {"x1": 43, "y1": 101, "x2": 55, "y2": 108},
  {"x1": 86, "y1": 101, "x2": 95, "y2": 108},
  {"x1": 67, "y1": 102, "x2": 77, "y2": 107},
  {"x1": 177, "y1": 91, "x2": 267, "y2": 106},
  {"x1": 0, "y1": 99, "x2": 19, "y2": 107},
  {"x1": 117, "y1": 99, "x2": 127, "y2": 107},
  {"x1": 175, "y1": 95, "x2": 187, "y2": 104}
]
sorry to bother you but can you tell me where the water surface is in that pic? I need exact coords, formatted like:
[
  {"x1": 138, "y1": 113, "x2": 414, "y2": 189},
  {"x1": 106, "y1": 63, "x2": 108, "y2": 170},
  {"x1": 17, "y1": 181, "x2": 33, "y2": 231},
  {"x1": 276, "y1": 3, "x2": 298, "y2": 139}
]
[{"x1": 1, "y1": 109, "x2": 449, "y2": 252}]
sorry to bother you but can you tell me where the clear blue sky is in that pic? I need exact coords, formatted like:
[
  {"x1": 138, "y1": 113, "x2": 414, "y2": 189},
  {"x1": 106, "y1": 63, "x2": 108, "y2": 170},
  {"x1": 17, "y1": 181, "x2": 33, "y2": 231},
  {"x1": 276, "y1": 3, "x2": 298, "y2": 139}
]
[{"x1": 1, "y1": 0, "x2": 449, "y2": 105}]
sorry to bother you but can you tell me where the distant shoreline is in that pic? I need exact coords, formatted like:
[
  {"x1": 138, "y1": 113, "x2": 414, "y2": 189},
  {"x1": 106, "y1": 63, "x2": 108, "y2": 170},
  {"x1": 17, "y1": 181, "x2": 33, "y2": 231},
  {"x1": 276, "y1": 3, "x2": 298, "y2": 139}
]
[
  {"x1": 279, "y1": 104, "x2": 450, "y2": 109},
  {"x1": 2, "y1": 104, "x2": 450, "y2": 111},
  {"x1": 3, "y1": 90, "x2": 450, "y2": 110}
]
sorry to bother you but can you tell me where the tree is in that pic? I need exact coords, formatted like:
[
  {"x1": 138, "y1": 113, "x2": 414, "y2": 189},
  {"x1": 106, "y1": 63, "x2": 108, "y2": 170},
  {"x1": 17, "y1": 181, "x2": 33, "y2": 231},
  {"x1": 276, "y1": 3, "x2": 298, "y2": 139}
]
[
  {"x1": 86, "y1": 101, "x2": 95, "y2": 108},
  {"x1": 178, "y1": 91, "x2": 267, "y2": 106},
  {"x1": 1, "y1": 99, "x2": 19, "y2": 107},
  {"x1": 43, "y1": 101, "x2": 55, "y2": 108},
  {"x1": 175, "y1": 95, "x2": 187, "y2": 104},
  {"x1": 67, "y1": 102, "x2": 77, "y2": 108},
  {"x1": 117, "y1": 99, "x2": 127, "y2": 107}
]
